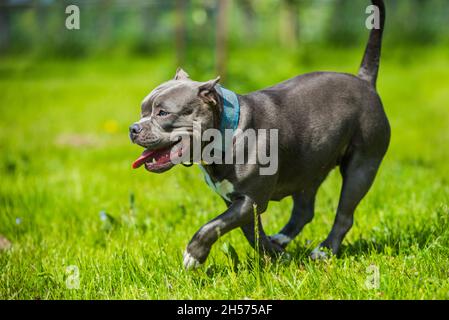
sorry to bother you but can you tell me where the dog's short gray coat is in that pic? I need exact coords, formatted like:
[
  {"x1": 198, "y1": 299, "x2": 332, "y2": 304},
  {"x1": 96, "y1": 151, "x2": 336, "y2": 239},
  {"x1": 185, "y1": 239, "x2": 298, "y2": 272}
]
[{"x1": 130, "y1": 0, "x2": 390, "y2": 268}]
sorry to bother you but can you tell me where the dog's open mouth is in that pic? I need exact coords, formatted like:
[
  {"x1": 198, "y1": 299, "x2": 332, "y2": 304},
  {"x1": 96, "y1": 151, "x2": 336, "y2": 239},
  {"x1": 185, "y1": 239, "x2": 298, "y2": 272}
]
[
  {"x1": 132, "y1": 140, "x2": 185, "y2": 173},
  {"x1": 132, "y1": 146, "x2": 172, "y2": 172}
]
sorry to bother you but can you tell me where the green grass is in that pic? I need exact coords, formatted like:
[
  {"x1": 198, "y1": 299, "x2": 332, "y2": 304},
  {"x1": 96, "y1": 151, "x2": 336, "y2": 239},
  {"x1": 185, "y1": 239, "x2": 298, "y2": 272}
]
[{"x1": 1, "y1": 46, "x2": 449, "y2": 299}]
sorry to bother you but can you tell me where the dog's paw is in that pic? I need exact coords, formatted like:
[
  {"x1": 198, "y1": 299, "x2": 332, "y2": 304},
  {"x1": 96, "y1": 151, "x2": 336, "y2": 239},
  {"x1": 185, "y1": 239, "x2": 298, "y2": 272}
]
[
  {"x1": 183, "y1": 250, "x2": 202, "y2": 270},
  {"x1": 310, "y1": 246, "x2": 330, "y2": 260},
  {"x1": 269, "y1": 233, "x2": 292, "y2": 248},
  {"x1": 279, "y1": 251, "x2": 292, "y2": 263}
]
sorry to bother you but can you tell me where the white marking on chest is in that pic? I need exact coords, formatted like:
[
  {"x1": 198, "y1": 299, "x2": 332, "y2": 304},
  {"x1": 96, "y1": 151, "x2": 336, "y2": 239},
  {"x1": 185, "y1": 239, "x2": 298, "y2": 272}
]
[
  {"x1": 199, "y1": 165, "x2": 234, "y2": 201},
  {"x1": 213, "y1": 179, "x2": 234, "y2": 201}
]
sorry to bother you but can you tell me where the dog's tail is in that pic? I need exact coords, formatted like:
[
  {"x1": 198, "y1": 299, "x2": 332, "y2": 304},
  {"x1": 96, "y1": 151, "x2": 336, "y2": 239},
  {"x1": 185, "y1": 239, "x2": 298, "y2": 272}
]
[{"x1": 358, "y1": 0, "x2": 386, "y2": 89}]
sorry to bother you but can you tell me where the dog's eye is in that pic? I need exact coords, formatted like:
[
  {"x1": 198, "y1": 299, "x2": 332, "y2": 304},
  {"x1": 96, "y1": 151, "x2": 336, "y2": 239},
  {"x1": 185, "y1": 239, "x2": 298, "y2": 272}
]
[{"x1": 157, "y1": 110, "x2": 169, "y2": 117}]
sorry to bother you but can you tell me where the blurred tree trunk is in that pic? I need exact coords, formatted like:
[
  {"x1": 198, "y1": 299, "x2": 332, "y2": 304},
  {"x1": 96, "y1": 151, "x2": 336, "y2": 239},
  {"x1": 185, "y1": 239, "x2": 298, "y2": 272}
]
[
  {"x1": 34, "y1": 0, "x2": 46, "y2": 28},
  {"x1": 142, "y1": 4, "x2": 156, "y2": 41},
  {"x1": 34, "y1": 0, "x2": 48, "y2": 47},
  {"x1": 216, "y1": 0, "x2": 230, "y2": 81},
  {"x1": 238, "y1": 0, "x2": 256, "y2": 42},
  {"x1": 97, "y1": 0, "x2": 113, "y2": 49},
  {"x1": 280, "y1": 0, "x2": 300, "y2": 48},
  {"x1": 175, "y1": 0, "x2": 187, "y2": 67},
  {"x1": 0, "y1": 0, "x2": 11, "y2": 53}
]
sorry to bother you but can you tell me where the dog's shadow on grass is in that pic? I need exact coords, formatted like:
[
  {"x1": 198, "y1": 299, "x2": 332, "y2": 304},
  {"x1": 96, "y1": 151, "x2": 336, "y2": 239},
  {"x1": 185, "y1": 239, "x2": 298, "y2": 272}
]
[{"x1": 287, "y1": 219, "x2": 445, "y2": 262}]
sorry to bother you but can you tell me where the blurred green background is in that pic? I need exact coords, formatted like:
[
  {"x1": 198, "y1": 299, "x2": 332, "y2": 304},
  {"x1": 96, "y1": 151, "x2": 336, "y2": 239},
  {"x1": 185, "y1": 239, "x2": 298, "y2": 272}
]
[
  {"x1": 1, "y1": 0, "x2": 449, "y2": 299},
  {"x1": 2, "y1": 0, "x2": 449, "y2": 65}
]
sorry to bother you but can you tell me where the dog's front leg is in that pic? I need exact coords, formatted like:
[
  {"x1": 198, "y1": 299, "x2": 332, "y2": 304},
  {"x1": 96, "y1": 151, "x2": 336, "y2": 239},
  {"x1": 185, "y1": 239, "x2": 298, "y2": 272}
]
[
  {"x1": 183, "y1": 195, "x2": 254, "y2": 269},
  {"x1": 240, "y1": 215, "x2": 285, "y2": 257}
]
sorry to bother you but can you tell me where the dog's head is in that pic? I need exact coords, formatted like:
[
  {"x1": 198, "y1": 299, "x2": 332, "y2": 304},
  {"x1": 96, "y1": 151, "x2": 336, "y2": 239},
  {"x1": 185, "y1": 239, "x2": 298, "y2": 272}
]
[{"x1": 130, "y1": 68, "x2": 221, "y2": 173}]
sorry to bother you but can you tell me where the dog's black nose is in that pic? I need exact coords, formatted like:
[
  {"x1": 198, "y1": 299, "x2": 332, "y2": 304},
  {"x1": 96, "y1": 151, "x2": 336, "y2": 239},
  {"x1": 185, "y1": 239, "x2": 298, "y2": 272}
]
[
  {"x1": 129, "y1": 123, "x2": 142, "y2": 135},
  {"x1": 129, "y1": 123, "x2": 142, "y2": 142}
]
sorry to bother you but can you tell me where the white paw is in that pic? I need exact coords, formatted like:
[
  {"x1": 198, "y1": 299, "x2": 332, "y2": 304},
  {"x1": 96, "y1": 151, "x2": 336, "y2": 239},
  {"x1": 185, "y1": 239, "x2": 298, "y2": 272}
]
[
  {"x1": 310, "y1": 247, "x2": 329, "y2": 260},
  {"x1": 270, "y1": 233, "x2": 292, "y2": 246},
  {"x1": 183, "y1": 250, "x2": 202, "y2": 270}
]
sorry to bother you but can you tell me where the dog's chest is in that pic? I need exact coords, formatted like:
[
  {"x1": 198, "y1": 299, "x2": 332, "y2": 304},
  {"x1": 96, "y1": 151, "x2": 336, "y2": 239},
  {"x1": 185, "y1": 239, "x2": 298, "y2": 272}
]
[{"x1": 199, "y1": 165, "x2": 234, "y2": 201}]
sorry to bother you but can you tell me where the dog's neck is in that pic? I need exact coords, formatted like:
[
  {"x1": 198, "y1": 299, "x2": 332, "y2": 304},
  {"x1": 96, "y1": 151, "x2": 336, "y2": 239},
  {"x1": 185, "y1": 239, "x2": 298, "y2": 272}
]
[
  {"x1": 198, "y1": 85, "x2": 241, "y2": 183},
  {"x1": 212, "y1": 84, "x2": 241, "y2": 152}
]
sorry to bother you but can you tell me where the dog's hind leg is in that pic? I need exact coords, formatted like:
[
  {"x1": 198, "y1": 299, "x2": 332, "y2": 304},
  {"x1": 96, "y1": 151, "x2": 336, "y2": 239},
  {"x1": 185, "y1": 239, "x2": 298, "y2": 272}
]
[
  {"x1": 269, "y1": 190, "x2": 317, "y2": 248},
  {"x1": 311, "y1": 152, "x2": 382, "y2": 259}
]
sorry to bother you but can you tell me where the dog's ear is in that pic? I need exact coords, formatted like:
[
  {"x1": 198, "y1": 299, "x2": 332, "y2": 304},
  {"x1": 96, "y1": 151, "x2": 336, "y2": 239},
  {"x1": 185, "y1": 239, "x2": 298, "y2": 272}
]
[
  {"x1": 174, "y1": 67, "x2": 190, "y2": 80},
  {"x1": 198, "y1": 76, "x2": 220, "y2": 105}
]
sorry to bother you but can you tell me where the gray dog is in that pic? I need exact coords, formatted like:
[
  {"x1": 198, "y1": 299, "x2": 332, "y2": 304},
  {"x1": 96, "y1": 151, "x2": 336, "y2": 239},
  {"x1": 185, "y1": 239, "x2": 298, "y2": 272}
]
[{"x1": 130, "y1": 0, "x2": 390, "y2": 269}]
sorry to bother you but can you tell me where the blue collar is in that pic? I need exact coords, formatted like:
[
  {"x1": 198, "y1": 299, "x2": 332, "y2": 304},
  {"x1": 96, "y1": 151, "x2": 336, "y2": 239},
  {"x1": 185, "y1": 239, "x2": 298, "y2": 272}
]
[{"x1": 215, "y1": 84, "x2": 240, "y2": 138}]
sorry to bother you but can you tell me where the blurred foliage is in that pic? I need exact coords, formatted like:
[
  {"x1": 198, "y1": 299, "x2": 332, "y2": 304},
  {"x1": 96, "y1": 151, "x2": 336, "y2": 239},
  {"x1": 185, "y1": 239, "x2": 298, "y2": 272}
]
[{"x1": 0, "y1": 0, "x2": 448, "y2": 59}]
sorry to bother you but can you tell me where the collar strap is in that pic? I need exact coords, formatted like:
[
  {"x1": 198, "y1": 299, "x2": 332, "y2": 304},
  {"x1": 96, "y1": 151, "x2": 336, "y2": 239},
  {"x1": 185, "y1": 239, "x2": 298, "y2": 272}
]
[{"x1": 215, "y1": 84, "x2": 240, "y2": 135}]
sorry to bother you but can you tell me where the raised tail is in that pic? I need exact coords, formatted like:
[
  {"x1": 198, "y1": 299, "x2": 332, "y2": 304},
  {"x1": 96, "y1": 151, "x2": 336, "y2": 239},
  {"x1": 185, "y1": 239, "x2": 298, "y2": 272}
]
[{"x1": 358, "y1": 0, "x2": 386, "y2": 89}]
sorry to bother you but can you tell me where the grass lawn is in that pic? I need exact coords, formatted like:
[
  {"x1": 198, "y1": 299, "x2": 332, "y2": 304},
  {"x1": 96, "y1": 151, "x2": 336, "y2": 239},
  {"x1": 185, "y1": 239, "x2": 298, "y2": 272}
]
[{"x1": 0, "y1": 46, "x2": 449, "y2": 299}]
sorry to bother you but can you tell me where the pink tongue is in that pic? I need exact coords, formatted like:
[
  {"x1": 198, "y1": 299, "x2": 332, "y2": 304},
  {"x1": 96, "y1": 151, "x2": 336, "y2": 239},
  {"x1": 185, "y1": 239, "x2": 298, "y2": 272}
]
[{"x1": 132, "y1": 149, "x2": 155, "y2": 169}]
